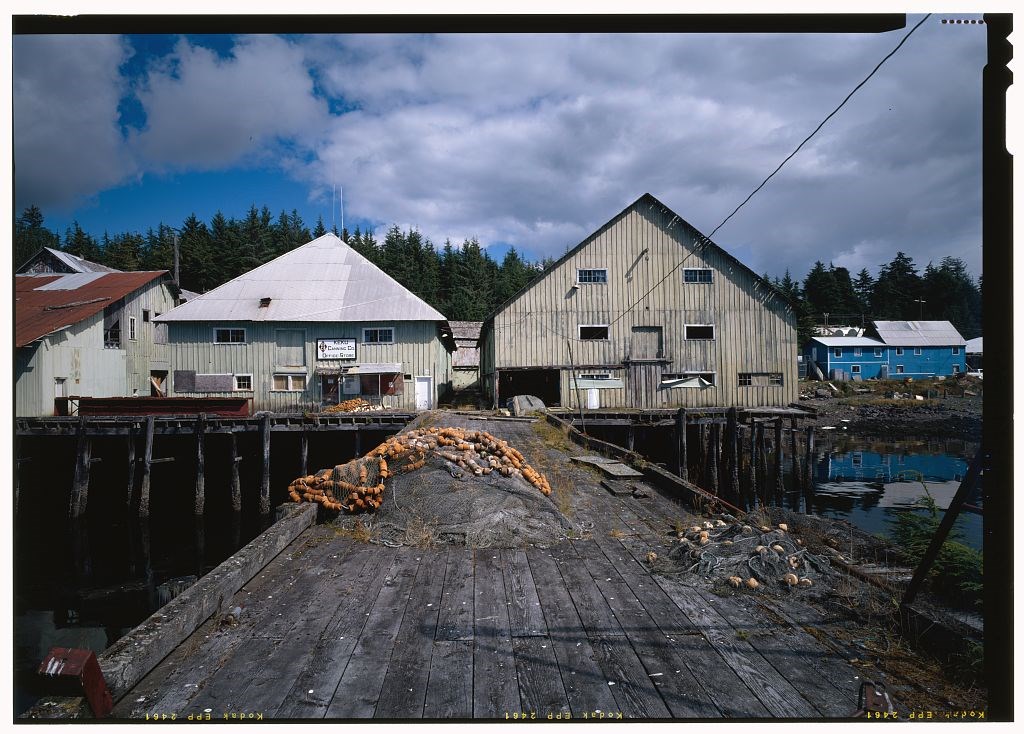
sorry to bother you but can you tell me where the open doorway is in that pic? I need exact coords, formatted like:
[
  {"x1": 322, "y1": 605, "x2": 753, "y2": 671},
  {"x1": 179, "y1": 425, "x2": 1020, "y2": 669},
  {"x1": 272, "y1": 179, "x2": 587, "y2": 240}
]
[
  {"x1": 498, "y1": 368, "x2": 561, "y2": 407},
  {"x1": 149, "y1": 371, "x2": 168, "y2": 397}
]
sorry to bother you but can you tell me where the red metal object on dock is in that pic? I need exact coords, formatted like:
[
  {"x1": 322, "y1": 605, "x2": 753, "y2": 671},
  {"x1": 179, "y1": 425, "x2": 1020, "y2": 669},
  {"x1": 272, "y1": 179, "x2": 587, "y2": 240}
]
[
  {"x1": 37, "y1": 647, "x2": 113, "y2": 718},
  {"x1": 68, "y1": 396, "x2": 251, "y2": 417}
]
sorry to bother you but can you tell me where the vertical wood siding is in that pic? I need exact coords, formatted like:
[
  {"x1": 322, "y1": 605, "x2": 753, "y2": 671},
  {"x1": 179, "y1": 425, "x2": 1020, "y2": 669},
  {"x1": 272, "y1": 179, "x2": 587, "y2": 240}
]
[
  {"x1": 485, "y1": 199, "x2": 798, "y2": 408},
  {"x1": 123, "y1": 281, "x2": 177, "y2": 395},
  {"x1": 167, "y1": 321, "x2": 450, "y2": 412}
]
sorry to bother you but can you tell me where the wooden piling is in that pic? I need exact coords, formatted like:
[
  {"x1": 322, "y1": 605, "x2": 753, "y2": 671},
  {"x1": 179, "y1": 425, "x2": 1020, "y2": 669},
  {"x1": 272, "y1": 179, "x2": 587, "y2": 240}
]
[
  {"x1": 726, "y1": 408, "x2": 741, "y2": 509},
  {"x1": 803, "y1": 426, "x2": 815, "y2": 495},
  {"x1": 748, "y1": 422, "x2": 757, "y2": 505},
  {"x1": 707, "y1": 423, "x2": 720, "y2": 496},
  {"x1": 194, "y1": 413, "x2": 206, "y2": 516},
  {"x1": 675, "y1": 408, "x2": 687, "y2": 481},
  {"x1": 126, "y1": 426, "x2": 137, "y2": 506},
  {"x1": 229, "y1": 431, "x2": 242, "y2": 513},
  {"x1": 757, "y1": 422, "x2": 769, "y2": 507},
  {"x1": 299, "y1": 431, "x2": 309, "y2": 477},
  {"x1": 698, "y1": 423, "x2": 708, "y2": 484},
  {"x1": 774, "y1": 419, "x2": 784, "y2": 504},
  {"x1": 259, "y1": 413, "x2": 271, "y2": 515},
  {"x1": 627, "y1": 424, "x2": 635, "y2": 452},
  {"x1": 139, "y1": 416, "x2": 155, "y2": 518},
  {"x1": 789, "y1": 417, "x2": 800, "y2": 492},
  {"x1": 354, "y1": 425, "x2": 362, "y2": 458},
  {"x1": 69, "y1": 417, "x2": 92, "y2": 519}
]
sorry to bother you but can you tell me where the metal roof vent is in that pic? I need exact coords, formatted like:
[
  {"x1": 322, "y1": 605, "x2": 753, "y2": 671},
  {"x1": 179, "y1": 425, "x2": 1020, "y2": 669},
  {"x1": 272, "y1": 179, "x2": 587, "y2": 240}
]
[{"x1": 259, "y1": 297, "x2": 272, "y2": 308}]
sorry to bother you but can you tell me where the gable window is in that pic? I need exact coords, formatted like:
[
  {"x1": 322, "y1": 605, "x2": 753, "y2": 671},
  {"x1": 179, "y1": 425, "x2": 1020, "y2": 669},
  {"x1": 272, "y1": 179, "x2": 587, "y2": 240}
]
[
  {"x1": 579, "y1": 325, "x2": 609, "y2": 340},
  {"x1": 272, "y1": 373, "x2": 307, "y2": 391},
  {"x1": 683, "y1": 268, "x2": 713, "y2": 284},
  {"x1": 874, "y1": 348, "x2": 883, "y2": 357},
  {"x1": 684, "y1": 324, "x2": 715, "y2": 341},
  {"x1": 104, "y1": 319, "x2": 121, "y2": 348},
  {"x1": 914, "y1": 347, "x2": 923, "y2": 356},
  {"x1": 952, "y1": 346, "x2": 960, "y2": 355},
  {"x1": 895, "y1": 347, "x2": 904, "y2": 356},
  {"x1": 851, "y1": 365, "x2": 861, "y2": 374},
  {"x1": 853, "y1": 347, "x2": 862, "y2": 357},
  {"x1": 129, "y1": 316, "x2": 137, "y2": 341},
  {"x1": 233, "y1": 374, "x2": 253, "y2": 391},
  {"x1": 576, "y1": 268, "x2": 608, "y2": 284},
  {"x1": 833, "y1": 348, "x2": 842, "y2": 358},
  {"x1": 738, "y1": 372, "x2": 784, "y2": 387},
  {"x1": 214, "y1": 328, "x2": 246, "y2": 344},
  {"x1": 363, "y1": 327, "x2": 395, "y2": 344}
]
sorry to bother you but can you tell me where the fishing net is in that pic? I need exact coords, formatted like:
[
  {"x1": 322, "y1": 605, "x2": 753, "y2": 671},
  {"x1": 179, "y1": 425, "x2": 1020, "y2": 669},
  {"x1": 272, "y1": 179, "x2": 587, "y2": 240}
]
[
  {"x1": 289, "y1": 427, "x2": 579, "y2": 548},
  {"x1": 662, "y1": 514, "x2": 838, "y2": 598}
]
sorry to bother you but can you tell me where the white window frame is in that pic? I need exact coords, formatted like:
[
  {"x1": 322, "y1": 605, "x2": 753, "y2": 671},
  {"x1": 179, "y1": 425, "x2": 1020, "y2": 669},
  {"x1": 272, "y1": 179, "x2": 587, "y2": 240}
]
[
  {"x1": 854, "y1": 347, "x2": 862, "y2": 357},
  {"x1": 682, "y1": 268, "x2": 713, "y2": 284},
  {"x1": 895, "y1": 347, "x2": 904, "y2": 356},
  {"x1": 362, "y1": 327, "x2": 395, "y2": 345},
  {"x1": 233, "y1": 374, "x2": 254, "y2": 391},
  {"x1": 578, "y1": 324, "x2": 610, "y2": 341},
  {"x1": 896, "y1": 364, "x2": 905, "y2": 374},
  {"x1": 738, "y1": 372, "x2": 784, "y2": 387},
  {"x1": 662, "y1": 371, "x2": 716, "y2": 386},
  {"x1": 833, "y1": 348, "x2": 842, "y2": 358},
  {"x1": 952, "y1": 346, "x2": 960, "y2": 355},
  {"x1": 684, "y1": 324, "x2": 715, "y2": 341},
  {"x1": 579, "y1": 373, "x2": 613, "y2": 380},
  {"x1": 914, "y1": 347, "x2": 923, "y2": 356},
  {"x1": 874, "y1": 348, "x2": 883, "y2": 357},
  {"x1": 213, "y1": 327, "x2": 246, "y2": 344},
  {"x1": 576, "y1": 268, "x2": 608, "y2": 284},
  {"x1": 952, "y1": 364, "x2": 960, "y2": 374},
  {"x1": 851, "y1": 365, "x2": 861, "y2": 374},
  {"x1": 129, "y1": 316, "x2": 137, "y2": 341},
  {"x1": 271, "y1": 373, "x2": 308, "y2": 392}
]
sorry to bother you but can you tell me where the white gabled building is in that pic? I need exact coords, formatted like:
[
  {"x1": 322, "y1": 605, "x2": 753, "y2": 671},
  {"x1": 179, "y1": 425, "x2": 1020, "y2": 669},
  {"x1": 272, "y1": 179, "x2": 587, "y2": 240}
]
[{"x1": 157, "y1": 233, "x2": 455, "y2": 412}]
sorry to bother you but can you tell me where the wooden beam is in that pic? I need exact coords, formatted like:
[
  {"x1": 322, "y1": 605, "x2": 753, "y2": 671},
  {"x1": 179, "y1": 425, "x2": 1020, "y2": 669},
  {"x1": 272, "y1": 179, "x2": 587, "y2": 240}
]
[
  {"x1": 706, "y1": 422, "x2": 719, "y2": 496},
  {"x1": 229, "y1": 431, "x2": 242, "y2": 513},
  {"x1": 126, "y1": 427, "x2": 137, "y2": 507},
  {"x1": 726, "y1": 407, "x2": 741, "y2": 510},
  {"x1": 139, "y1": 416, "x2": 155, "y2": 519},
  {"x1": 789, "y1": 417, "x2": 800, "y2": 494},
  {"x1": 194, "y1": 413, "x2": 206, "y2": 516},
  {"x1": 748, "y1": 423, "x2": 757, "y2": 507},
  {"x1": 259, "y1": 413, "x2": 271, "y2": 515},
  {"x1": 758, "y1": 422, "x2": 769, "y2": 507},
  {"x1": 675, "y1": 408, "x2": 687, "y2": 481},
  {"x1": 774, "y1": 419, "x2": 784, "y2": 504},
  {"x1": 69, "y1": 417, "x2": 91, "y2": 519}
]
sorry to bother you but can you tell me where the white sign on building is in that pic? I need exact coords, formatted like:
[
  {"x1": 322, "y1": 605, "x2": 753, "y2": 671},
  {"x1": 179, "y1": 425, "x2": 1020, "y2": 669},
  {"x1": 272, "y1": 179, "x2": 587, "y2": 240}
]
[{"x1": 317, "y1": 338, "x2": 357, "y2": 360}]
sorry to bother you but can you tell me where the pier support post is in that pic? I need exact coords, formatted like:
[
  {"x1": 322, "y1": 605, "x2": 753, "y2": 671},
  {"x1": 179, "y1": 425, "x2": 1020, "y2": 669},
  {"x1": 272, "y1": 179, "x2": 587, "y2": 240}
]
[
  {"x1": 726, "y1": 408, "x2": 741, "y2": 509},
  {"x1": 127, "y1": 426, "x2": 137, "y2": 506},
  {"x1": 803, "y1": 426, "x2": 815, "y2": 501},
  {"x1": 300, "y1": 431, "x2": 309, "y2": 477},
  {"x1": 698, "y1": 424, "x2": 708, "y2": 484},
  {"x1": 229, "y1": 431, "x2": 242, "y2": 513},
  {"x1": 790, "y1": 417, "x2": 800, "y2": 492},
  {"x1": 675, "y1": 408, "x2": 687, "y2": 481},
  {"x1": 758, "y1": 422, "x2": 769, "y2": 507},
  {"x1": 707, "y1": 423, "x2": 720, "y2": 496},
  {"x1": 748, "y1": 421, "x2": 757, "y2": 506},
  {"x1": 259, "y1": 414, "x2": 271, "y2": 515},
  {"x1": 139, "y1": 416, "x2": 155, "y2": 519},
  {"x1": 354, "y1": 424, "x2": 362, "y2": 459},
  {"x1": 194, "y1": 413, "x2": 206, "y2": 516},
  {"x1": 69, "y1": 417, "x2": 92, "y2": 519},
  {"x1": 627, "y1": 424, "x2": 635, "y2": 452},
  {"x1": 774, "y1": 419, "x2": 784, "y2": 504}
]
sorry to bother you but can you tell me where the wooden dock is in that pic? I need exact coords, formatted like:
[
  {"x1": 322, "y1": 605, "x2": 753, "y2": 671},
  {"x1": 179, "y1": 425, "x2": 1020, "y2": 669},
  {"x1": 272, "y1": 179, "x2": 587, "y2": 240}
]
[{"x1": 98, "y1": 413, "x2": 866, "y2": 720}]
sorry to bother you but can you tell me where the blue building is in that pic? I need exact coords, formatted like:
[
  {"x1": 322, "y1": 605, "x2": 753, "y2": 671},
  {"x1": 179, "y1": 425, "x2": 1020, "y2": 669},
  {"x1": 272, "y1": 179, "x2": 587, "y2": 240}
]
[{"x1": 805, "y1": 320, "x2": 967, "y2": 380}]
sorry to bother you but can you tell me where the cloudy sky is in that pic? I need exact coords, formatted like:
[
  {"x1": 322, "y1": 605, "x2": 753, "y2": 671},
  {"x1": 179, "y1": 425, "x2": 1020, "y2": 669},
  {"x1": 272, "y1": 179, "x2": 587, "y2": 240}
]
[{"x1": 13, "y1": 15, "x2": 988, "y2": 280}]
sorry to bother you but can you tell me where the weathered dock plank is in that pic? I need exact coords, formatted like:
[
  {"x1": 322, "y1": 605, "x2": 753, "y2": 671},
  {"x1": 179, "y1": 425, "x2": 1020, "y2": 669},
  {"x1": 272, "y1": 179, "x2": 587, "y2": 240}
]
[
  {"x1": 589, "y1": 634, "x2": 671, "y2": 718},
  {"x1": 502, "y1": 549, "x2": 547, "y2": 638},
  {"x1": 549, "y1": 542, "x2": 622, "y2": 638},
  {"x1": 374, "y1": 549, "x2": 448, "y2": 719},
  {"x1": 423, "y1": 640, "x2": 474, "y2": 719},
  {"x1": 472, "y1": 550, "x2": 520, "y2": 718},
  {"x1": 323, "y1": 551, "x2": 423, "y2": 718},
  {"x1": 525, "y1": 548, "x2": 618, "y2": 716},
  {"x1": 435, "y1": 547, "x2": 475, "y2": 641},
  {"x1": 512, "y1": 635, "x2": 571, "y2": 717}
]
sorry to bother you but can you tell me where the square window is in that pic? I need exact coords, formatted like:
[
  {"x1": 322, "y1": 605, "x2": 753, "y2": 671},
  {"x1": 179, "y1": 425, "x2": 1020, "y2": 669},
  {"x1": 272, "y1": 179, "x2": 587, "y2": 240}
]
[
  {"x1": 952, "y1": 364, "x2": 960, "y2": 374},
  {"x1": 684, "y1": 324, "x2": 715, "y2": 340},
  {"x1": 833, "y1": 348, "x2": 842, "y2": 358},
  {"x1": 234, "y1": 374, "x2": 252, "y2": 391},
  {"x1": 214, "y1": 328, "x2": 246, "y2": 344},
  {"x1": 874, "y1": 348, "x2": 883, "y2": 357},
  {"x1": 576, "y1": 268, "x2": 608, "y2": 284},
  {"x1": 683, "y1": 268, "x2": 713, "y2": 284},
  {"x1": 738, "y1": 373, "x2": 752, "y2": 386},
  {"x1": 896, "y1": 347, "x2": 904, "y2": 356},
  {"x1": 363, "y1": 327, "x2": 395, "y2": 344},
  {"x1": 851, "y1": 365, "x2": 861, "y2": 374},
  {"x1": 769, "y1": 373, "x2": 783, "y2": 385},
  {"x1": 273, "y1": 374, "x2": 306, "y2": 391},
  {"x1": 952, "y1": 346, "x2": 961, "y2": 355},
  {"x1": 896, "y1": 365, "x2": 905, "y2": 374},
  {"x1": 914, "y1": 347, "x2": 922, "y2": 356},
  {"x1": 854, "y1": 348, "x2": 862, "y2": 357},
  {"x1": 579, "y1": 325, "x2": 609, "y2": 340}
]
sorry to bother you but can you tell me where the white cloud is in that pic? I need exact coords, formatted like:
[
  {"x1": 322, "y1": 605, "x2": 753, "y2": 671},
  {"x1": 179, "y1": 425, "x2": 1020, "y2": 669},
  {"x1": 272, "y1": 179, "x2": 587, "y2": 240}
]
[{"x1": 13, "y1": 35, "x2": 136, "y2": 211}]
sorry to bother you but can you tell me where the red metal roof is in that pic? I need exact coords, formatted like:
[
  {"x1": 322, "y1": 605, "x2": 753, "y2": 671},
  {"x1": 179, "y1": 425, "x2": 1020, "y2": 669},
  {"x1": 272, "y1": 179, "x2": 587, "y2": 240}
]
[{"x1": 16, "y1": 272, "x2": 169, "y2": 347}]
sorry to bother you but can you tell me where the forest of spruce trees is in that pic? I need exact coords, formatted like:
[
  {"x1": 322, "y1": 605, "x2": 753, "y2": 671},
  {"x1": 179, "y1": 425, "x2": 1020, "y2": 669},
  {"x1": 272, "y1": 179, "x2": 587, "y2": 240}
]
[{"x1": 15, "y1": 205, "x2": 981, "y2": 342}]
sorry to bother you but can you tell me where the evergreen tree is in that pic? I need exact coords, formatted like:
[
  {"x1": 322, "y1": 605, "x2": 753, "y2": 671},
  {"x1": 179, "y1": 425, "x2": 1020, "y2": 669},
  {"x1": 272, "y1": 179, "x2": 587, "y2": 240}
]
[
  {"x1": 447, "y1": 238, "x2": 494, "y2": 320},
  {"x1": 15, "y1": 205, "x2": 60, "y2": 268},
  {"x1": 178, "y1": 214, "x2": 215, "y2": 293},
  {"x1": 852, "y1": 268, "x2": 874, "y2": 315},
  {"x1": 803, "y1": 261, "x2": 842, "y2": 322},
  {"x1": 871, "y1": 252, "x2": 922, "y2": 320},
  {"x1": 313, "y1": 215, "x2": 327, "y2": 238},
  {"x1": 494, "y1": 247, "x2": 532, "y2": 305},
  {"x1": 921, "y1": 257, "x2": 982, "y2": 338},
  {"x1": 104, "y1": 231, "x2": 145, "y2": 271},
  {"x1": 63, "y1": 222, "x2": 102, "y2": 263}
]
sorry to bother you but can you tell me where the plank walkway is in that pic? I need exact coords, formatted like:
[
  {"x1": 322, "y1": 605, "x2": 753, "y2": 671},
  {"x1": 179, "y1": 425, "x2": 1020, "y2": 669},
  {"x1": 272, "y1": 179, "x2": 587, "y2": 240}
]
[{"x1": 114, "y1": 413, "x2": 864, "y2": 721}]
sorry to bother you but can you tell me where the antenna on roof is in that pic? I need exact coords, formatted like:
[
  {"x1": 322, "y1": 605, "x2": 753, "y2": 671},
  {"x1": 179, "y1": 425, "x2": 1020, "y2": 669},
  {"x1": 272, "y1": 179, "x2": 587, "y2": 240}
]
[
  {"x1": 331, "y1": 184, "x2": 336, "y2": 231},
  {"x1": 340, "y1": 185, "x2": 345, "y2": 241}
]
